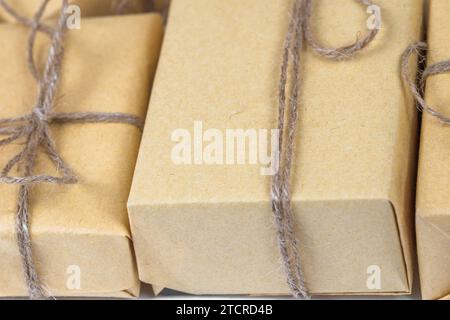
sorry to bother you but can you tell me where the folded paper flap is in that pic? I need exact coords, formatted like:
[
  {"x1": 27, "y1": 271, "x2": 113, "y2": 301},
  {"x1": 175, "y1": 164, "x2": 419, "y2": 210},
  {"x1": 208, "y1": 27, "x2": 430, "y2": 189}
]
[
  {"x1": 416, "y1": 214, "x2": 450, "y2": 300},
  {"x1": 130, "y1": 199, "x2": 409, "y2": 294},
  {"x1": 0, "y1": 231, "x2": 140, "y2": 296},
  {"x1": 417, "y1": 214, "x2": 450, "y2": 242},
  {"x1": 0, "y1": 14, "x2": 163, "y2": 238},
  {"x1": 387, "y1": 200, "x2": 413, "y2": 293}
]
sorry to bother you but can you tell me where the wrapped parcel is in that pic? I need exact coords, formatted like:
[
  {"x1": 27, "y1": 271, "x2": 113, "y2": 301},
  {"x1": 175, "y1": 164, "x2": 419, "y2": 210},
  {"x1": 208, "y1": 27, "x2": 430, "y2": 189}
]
[
  {"x1": 128, "y1": 0, "x2": 423, "y2": 295},
  {"x1": 416, "y1": 0, "x2": 450, "y2": 301},
  {"x1": 0, "y1": 13, "x2": 163, "y2": 297}
]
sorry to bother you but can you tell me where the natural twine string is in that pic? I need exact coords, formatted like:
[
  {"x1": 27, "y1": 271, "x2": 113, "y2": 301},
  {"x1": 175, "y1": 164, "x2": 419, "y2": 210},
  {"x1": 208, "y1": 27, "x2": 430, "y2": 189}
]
[
  {"x1": 401, "y1": 42, "x2": 450, "y2": 124},
  {"x1": 0, "y1": 0, "x2": 143, "y2": 299},
  {"x1": 272, "y1": 0, "x2": 379, "y2": 299}
]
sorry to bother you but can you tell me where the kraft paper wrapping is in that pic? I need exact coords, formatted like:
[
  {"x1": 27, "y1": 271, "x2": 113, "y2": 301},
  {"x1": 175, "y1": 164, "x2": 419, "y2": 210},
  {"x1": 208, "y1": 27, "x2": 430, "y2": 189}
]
[
  {"x1": 416, "y1": 0, "x2": 450, "y2": 301},
  {"x1": 128, "y1": 0, "x2": 423, "y2": 295},
  {"x1": 0, "y1": 0, "x2": 150, "y2": 22},
  {"x1": 0, "y1": 13, "x2": 163, "y2": 297},
  {"x1": 153, "y1": 0, "x2": 170, "y2": 11}
]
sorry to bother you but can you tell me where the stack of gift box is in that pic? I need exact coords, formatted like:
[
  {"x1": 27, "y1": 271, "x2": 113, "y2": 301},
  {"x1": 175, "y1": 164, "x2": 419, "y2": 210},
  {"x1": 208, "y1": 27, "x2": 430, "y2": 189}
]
[{"x1": 0, "y1": 0, "x2": 448, "y2": 300}]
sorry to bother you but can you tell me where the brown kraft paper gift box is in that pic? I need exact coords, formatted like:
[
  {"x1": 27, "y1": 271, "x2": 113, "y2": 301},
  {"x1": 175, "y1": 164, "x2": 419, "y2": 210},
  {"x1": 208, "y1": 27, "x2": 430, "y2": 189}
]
[
  {"x1": 0, "y1": 0, "x2": 150, "y2": 22},
  {"x1": 416, "y1": 0, "x2": 450, "y2": 301},
  {"x1": 128, "y1": 0, "x2": 423, "y2": 295},
  {"x1": 0, "y1": 13, "x2": 163, "y2": 297}
]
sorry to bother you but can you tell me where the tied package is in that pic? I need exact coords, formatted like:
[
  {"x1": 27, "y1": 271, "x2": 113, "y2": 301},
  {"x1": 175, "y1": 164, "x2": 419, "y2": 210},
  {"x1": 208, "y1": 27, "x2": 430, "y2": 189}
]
[
  {"x1": 416, "y1": 0, "x2": 450, "y2": 301},
  {"x1": 128, "y1": 0, "x2": 423, "y2": 295},
  {"x1": 0, "y1": 14, "x2": 163, "y2": 297}
]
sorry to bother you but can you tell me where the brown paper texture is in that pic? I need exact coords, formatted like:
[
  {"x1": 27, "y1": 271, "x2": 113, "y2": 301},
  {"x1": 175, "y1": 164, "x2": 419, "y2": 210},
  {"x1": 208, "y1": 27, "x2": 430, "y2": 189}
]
[
  {"x1": 0, "y1": 13, "x2": 163, "y2": 297},
  {"x1": 416, "y1": 0, "x2": 450, "y2": 301},
  {"x1": 0, "y1": 0, "x2": 150, "y2": 22},
  {"x1": 128, "y1": 0, "x2": 423, "y2": 295}
]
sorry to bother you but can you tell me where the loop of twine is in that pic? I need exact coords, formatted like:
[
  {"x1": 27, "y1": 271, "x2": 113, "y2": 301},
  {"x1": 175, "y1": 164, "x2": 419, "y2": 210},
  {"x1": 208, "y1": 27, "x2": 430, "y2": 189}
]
[
  {"x1": 401, "y1": 42, "x2": 450, "y2": 125},
  {"x1": 272, "y1": 0, "x2": 379, "y2": 299},
  {"x1": 0, "y1": 0, "x2": 143, "y2": 299}
]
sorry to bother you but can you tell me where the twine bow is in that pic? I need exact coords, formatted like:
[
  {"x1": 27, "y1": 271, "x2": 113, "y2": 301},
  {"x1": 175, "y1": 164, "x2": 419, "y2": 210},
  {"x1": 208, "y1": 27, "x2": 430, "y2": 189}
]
[
  {"x1": 401, "y1": 42, "x2": 450, "y2": 124},
  {"x1": 0, "y1": 0, "x2": 143, "y2": 299},
  {"x1": 272, "y1": 0, "x2": 379, "y2": 299}
]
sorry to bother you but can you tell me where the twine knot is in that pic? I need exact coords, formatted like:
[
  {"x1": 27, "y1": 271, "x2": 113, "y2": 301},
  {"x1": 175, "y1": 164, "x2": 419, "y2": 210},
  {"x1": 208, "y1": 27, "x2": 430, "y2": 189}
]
[{"x1": 32, "y1": 108, "x2": 49, "y2": 123}]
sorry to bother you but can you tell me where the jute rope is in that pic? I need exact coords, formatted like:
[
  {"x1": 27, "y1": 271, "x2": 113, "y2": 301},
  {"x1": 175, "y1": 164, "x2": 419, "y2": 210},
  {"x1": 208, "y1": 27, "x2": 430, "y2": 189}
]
[
  {"x1": 401, "y1": 42, "x2": 450, "y2": 124},
  {"x1": 0, "y1": 0, "x2": 143, "y2": 299},
  {"x1": 272, "y1": 0, "x2": 379, "y2": 299}
]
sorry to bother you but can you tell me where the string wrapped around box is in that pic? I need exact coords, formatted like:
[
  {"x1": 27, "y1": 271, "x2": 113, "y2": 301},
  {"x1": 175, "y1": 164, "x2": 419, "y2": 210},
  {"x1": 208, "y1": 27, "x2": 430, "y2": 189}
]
[
  {"x1": 271, "y1": 0, "x2": 379, "y2": 298},
  {"x1": 0, "y1": 0, "x2": 144, "y2": 299}
]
